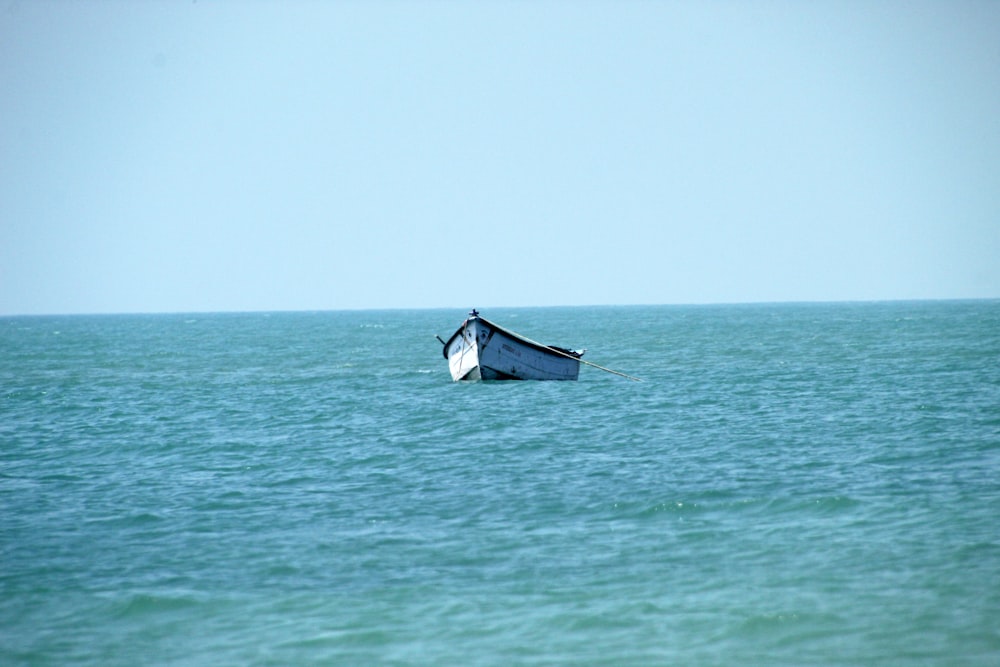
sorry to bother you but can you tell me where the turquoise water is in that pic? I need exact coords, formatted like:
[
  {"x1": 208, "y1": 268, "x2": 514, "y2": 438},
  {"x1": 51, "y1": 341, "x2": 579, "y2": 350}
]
[{"x1": 2, "y1": 302, "x2": 999, "y2": 666}]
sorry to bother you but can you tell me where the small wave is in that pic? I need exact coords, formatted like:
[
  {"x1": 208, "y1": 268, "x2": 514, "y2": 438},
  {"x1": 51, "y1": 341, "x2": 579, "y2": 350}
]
[
  {"x1": 83, "y1": 511, "x2": 166, "y2": 528},
  {"x1": 736, "y1": 610, "x2": 846, "y2": 644},
  {"x1": 113, "y1": 592, "x2": 201, "y2": 618}
]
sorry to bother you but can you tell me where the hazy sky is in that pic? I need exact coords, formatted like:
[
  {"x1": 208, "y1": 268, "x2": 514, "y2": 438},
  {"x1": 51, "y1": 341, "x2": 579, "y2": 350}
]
[{"x1": 2, "y1": 1, "x2": 998, "y2": 315}]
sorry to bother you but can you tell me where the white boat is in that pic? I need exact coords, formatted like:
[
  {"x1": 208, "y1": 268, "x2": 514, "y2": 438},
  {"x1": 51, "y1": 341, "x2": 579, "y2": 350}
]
[{"x1": 440, "y1": 310, "x2": 584, "y2": 381}]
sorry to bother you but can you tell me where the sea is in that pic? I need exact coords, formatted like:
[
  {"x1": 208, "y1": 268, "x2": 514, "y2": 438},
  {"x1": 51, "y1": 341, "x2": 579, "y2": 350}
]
[{"x1": 2, "y1": 302, "x2": 999, "y2": 666}]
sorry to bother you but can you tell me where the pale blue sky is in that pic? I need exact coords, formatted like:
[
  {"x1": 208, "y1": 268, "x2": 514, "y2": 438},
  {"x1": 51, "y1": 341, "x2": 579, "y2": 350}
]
[{"x1": 2, "y1": 1, "x2": 998, "y2": 315}]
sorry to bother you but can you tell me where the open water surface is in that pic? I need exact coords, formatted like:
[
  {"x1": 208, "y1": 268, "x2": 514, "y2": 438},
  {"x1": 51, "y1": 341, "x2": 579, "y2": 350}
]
[{"x1": 2, "y1": 302, "x2": 999, "y2": 665}]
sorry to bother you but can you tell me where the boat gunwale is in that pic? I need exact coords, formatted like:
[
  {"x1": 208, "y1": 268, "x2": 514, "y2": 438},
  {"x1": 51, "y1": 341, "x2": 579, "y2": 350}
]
[{"x1": 441, "y1": 315, "x2": 583, "y2": 361}]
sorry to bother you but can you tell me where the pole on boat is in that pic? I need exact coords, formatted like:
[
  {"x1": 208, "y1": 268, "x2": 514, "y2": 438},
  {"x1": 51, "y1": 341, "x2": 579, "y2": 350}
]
[
  {"x1": 576, "y1": 356, "x2": 643, "y2": 382},
  {"x1": 505, "y1": 328, "x2": 643, "y2": 382},
  {"x1": 553, "y1": 352, "x2": 642, "y2": 382}
]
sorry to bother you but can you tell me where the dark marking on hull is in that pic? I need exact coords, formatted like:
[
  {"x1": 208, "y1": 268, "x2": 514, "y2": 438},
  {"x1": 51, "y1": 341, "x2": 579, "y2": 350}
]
[{"x1": 480, "y1": 366, "x2": 518, "y2": 381}]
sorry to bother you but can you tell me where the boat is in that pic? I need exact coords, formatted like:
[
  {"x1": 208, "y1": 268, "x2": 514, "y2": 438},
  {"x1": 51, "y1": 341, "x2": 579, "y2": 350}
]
[{"x1": 439, "y1": 310, "x2": 584, "y2": 381}]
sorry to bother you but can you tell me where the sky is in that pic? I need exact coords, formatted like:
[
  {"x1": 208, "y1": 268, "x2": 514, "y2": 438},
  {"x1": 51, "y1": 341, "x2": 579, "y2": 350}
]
[{"x1": 1, "y1": 0, "x2": 998, "y2": 315}]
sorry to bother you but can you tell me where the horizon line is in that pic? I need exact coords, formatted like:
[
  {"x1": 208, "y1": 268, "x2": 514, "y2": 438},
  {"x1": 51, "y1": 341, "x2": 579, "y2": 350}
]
[{"x1": 3, "y1": 296, "x2": 999, "y2": 318}]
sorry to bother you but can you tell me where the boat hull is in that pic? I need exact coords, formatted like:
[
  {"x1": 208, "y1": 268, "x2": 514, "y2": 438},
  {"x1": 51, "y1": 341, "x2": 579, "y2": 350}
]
[{"x1": 442, "y1": 315, "x2": 581, "y2": 381}]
